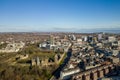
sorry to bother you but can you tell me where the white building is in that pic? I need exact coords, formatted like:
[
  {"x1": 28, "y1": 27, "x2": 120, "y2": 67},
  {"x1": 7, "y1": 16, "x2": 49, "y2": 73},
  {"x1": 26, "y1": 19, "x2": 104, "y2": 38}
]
[
  {"x1": 72, "y1": 35, "x2": 76, "y2": 41},
  {"x1": 60, "y1": 68, "x2": 80, "y2": 80},
  {"x1": 98, "y1": 34, "x2": 102, "y2": 40},
  {"x1": 112, "y1": 50, "x2": 119, "y2": 56},
  {"x1": 82, "y1": 36, "x2": 88, "y2": 42},
  {"x1": 108, "y1": 36, "x2": 116, "y2": 42},
  {"x1": 97, "y1": 43, "x2": 103, "y2": 48},
  {"x1": 39, "y1": 43, "x2": 48, "y2": 48},
  {"x1": 77, "y1": 39, "x2": 82, "y2": 42}
]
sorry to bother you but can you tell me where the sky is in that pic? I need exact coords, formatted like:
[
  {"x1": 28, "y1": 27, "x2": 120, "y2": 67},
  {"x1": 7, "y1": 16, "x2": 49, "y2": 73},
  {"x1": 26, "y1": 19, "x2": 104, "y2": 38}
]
[{"x1": 0, "y1": 0, "x2": 120, "y2": 32}]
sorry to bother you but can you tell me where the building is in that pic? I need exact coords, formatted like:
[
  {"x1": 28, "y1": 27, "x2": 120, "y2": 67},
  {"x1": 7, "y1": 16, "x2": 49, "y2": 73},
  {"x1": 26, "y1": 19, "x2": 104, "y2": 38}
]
[
  {"x1": 82, "y1": 36, "x2": 88, "y2": 42},
  {"x1": 98, "y1": 34, "x2": 103, "y2": 40},
  {"x1": 112, "y1": 50, "x2": 119, "y2": 56},
  {"x1": 108, "y1": 36, "x2": 116, "y2": 42},
  {"x1": 60, "y1": 67, "x2": 80, "y2": 80},
  {"x1": 72, "y1": 35, "x2": 76, "y2": 41},
  {"x1": 0, "y1": 42, "x2": 25, "y2": 53},
  {"x1": 110, "y1": 57, "x2": 119, "y2": 64},
  {"x1": 87, "y1": 36, "x2": 93, "y2": 43}
]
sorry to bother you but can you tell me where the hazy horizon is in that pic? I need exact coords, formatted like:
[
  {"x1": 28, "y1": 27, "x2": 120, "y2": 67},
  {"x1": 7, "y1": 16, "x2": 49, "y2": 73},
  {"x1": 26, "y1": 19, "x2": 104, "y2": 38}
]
[{"x1": 0, "y1": 27, "x2": 120, "y2": 34}]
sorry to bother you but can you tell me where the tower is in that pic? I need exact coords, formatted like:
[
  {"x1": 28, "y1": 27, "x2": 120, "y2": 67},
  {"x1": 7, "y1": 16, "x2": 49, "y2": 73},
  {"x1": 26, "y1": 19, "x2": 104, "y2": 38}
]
[
  {"x1": 50, "y1": 35, "x2": 54, "y2": 45},
  {"x1": 36, "y1": 57, "x2": 40, "y2": 66}
]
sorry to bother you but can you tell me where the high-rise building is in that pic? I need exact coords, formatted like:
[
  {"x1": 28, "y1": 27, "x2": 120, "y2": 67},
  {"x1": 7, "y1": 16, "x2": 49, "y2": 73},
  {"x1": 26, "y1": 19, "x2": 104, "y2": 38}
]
[
  {"x1": 98, "y1": 34, "x2": 102, "y2": 40},
  {"x1": 72, "y1": 34, "x2": 76, "y2": 40},
  {"x1": 87, "y1": 36, "x2": 93, "y2": 43},
  {"x1": 50, "y1": 35, "x2": 54, "y2": 45}
]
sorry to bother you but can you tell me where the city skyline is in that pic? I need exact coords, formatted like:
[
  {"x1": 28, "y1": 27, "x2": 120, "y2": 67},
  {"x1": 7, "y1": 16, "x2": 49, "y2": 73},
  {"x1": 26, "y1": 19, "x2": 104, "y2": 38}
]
[{"x1": 0, "y1": 0, "x2": 120, "y2": 32}]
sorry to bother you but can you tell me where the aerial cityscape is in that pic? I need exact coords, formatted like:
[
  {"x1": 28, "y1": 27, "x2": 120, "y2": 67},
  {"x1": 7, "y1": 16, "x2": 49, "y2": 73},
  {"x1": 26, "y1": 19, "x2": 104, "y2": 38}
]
[{"x1": 0, "y1": 0, "x2": 120, "y2": 80}]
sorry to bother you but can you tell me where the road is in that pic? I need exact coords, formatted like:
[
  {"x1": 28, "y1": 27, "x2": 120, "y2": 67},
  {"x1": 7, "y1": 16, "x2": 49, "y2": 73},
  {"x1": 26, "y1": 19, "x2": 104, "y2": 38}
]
[{"x1": 50, "y1": 48, "x2": 72, "y2": 80}]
